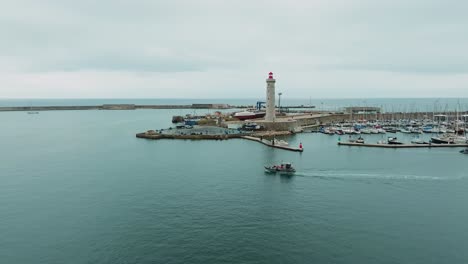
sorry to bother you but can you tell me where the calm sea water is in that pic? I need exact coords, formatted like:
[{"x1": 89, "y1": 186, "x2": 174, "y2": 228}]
[{"x1": 1, "y1": 107, "x2": 468, "y2": 264}]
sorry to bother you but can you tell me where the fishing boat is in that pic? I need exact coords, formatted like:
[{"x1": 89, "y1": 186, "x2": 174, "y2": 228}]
[{"x1": 264, "y1": 162, "x2": 296, "y2": 174}]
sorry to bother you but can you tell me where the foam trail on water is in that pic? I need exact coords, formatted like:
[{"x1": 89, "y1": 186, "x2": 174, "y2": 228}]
[{"x1": 294, "y1": 170, "x2": 462, "y2": 181}]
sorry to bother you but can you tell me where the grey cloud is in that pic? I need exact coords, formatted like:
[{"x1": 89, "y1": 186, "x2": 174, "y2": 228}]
[
  {"x1": 3, "y1": 0, "x2": 467, "y2": 75},
  {"x1": 319, "y1": 62, "x2": 468, "y2": 75},
  {"x1": 43, "y1": 53, "x2": 232, "y2": 72},
  {"x1": 1, "y1": 0, "x2": 468, "y2": 98}
]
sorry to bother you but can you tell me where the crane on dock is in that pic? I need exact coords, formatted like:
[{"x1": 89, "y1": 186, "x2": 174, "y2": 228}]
[{"x1": 256, "y1": 101, "x2": 266, "y2": 111}]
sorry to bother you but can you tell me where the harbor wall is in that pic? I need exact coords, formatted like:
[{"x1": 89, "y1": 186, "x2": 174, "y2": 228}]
[
  {"x1": 0, "y1": 105, "x2": 200, "y2": 111},
  {"x1": 349, "y1": 112, "x2": 468, "y2": 121},
  {"x1": 136, "y1": 131, "x2": 244, "y2": 140},
  {"x1": 0, "y1": 104, "x2": 316, "y2": 112},
  {"x1": 258, "y1": 121, "x2": 298, "y2": 131},
  {"x1": 297, "y1": 114, "x2": 351, "y2": 126}
]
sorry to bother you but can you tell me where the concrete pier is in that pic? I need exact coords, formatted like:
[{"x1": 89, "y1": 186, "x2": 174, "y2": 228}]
[
  {"x1": 338, "y1": 142, "x2": 468, "y2": 148},
  {"x1": 242, "y1": 136, "x2": 304, "y2": 152},
  {"x1": 136, "y1": 132, "x2": 243, "y2": 140},
  {"x1": 0, "y1": 104, "x2": 319, "y2": 112},
  {"x1": 135, "y1": 127, "x2": 303, "y2": 152},
  {"x1": 0, "y1": 104, "x2": 232, "y2": 112}
]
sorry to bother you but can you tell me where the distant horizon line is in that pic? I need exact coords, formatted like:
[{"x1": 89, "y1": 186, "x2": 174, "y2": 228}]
[{"x1": 2, "y1": 97, "x2": 468, "y2": 100}]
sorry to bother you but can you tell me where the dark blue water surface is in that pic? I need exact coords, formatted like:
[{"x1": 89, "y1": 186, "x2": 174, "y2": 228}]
[{"x1": 1, "y1": 109, "x2": 467, "y2": 264}]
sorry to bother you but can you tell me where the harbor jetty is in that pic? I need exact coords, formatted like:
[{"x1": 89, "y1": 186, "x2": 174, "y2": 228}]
[
  {"x1": 136, "y1": 132, "x2": 240, "y2": 140},
  {"x1": 136, "y1": 127, "x2": 294, "y2": 141},
  {"x1": 136, "y1": 126, "x2": 304, "y2": 152},
  {"x1": 136, "y1": 126, "x2": 249, "y2": 140},
  {"x1": 0, "y1": 104, "x2": 231, "y2": 112},
  {"x1": 136, "y1": 127, "x2": 304, "y2": 152},
  {"x1": 242, "y1": 136, "x2": 304, "y2": 152},
  {"x1": 0, "y1": 103, "x2": 317, "y2": 112},
  {"x1": 338, "y1": 142, "x2": 468, "y2": 148}
]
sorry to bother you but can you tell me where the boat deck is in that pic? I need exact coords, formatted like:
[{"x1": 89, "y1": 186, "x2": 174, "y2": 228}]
[
  {"x1": 338, "y1": 142, "x2": 468, "y2": 148},
  {"x1": 242, "y1": 136, "x2": 304, "y2": 152}
]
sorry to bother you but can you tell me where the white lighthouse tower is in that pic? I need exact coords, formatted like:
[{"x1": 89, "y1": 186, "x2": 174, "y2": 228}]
[{"x1": 264, "y1": 72, "x2": 276, "y2": 122}]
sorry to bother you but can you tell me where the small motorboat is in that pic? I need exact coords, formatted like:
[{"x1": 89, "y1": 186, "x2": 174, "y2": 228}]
[
  {"x1": 355, "y1": 136, "x2": 365, "y2": 144},
  {"x1": 388, "y1": 137, "x2": 404, "y2": 145},
  {"x1": 265, "y1": 162, "x2": 296, "y2": 174},
  {"x1": 460, "y1": 148, "x2": 468, "y2": 154}
]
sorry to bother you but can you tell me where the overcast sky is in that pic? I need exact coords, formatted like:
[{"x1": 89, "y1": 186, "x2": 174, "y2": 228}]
[{"x1": 1, "y1": 0, "x2": 467, "y2": 99}]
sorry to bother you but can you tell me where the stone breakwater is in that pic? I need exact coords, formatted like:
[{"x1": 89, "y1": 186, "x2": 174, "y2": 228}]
[
  {"x1": 136, "y1": 131, "x2": 244, "y2": 140},
  {"x1": 136, "y1": 129, "x2": 293, "y2": 140},
  {"x1": 0, "y1": 105, "x2": 184, "y2": 111},
  {"x1": 135, "y1": 129, "x2": 303, "y2": 152},
  {"x1": 0, "y1": 104, "x2": 230, "y2": 112},
  {"x1": 0, "y1": 104, "x2": 317, "y2": 112},
  {"x1": 338, "y1": 142, "x2": 468, "y2": 148}
]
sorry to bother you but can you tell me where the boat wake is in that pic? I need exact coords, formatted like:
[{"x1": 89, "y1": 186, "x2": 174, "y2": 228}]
[{"x1": 293, "y1": 170, "x2": 462, "y2": 181}]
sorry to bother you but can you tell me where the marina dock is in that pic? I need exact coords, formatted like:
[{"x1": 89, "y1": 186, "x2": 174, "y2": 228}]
[
  {"x1": 338, "y1": 142, "x2": 468, "y2": 148},
  {"x1": 241, "y1": 136, "x2": 304, "y2": 152}
]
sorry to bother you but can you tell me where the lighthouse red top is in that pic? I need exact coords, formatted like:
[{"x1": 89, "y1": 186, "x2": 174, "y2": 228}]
[{"x1": 268, "y1": 72, "x2": 274, "y2": 79}]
